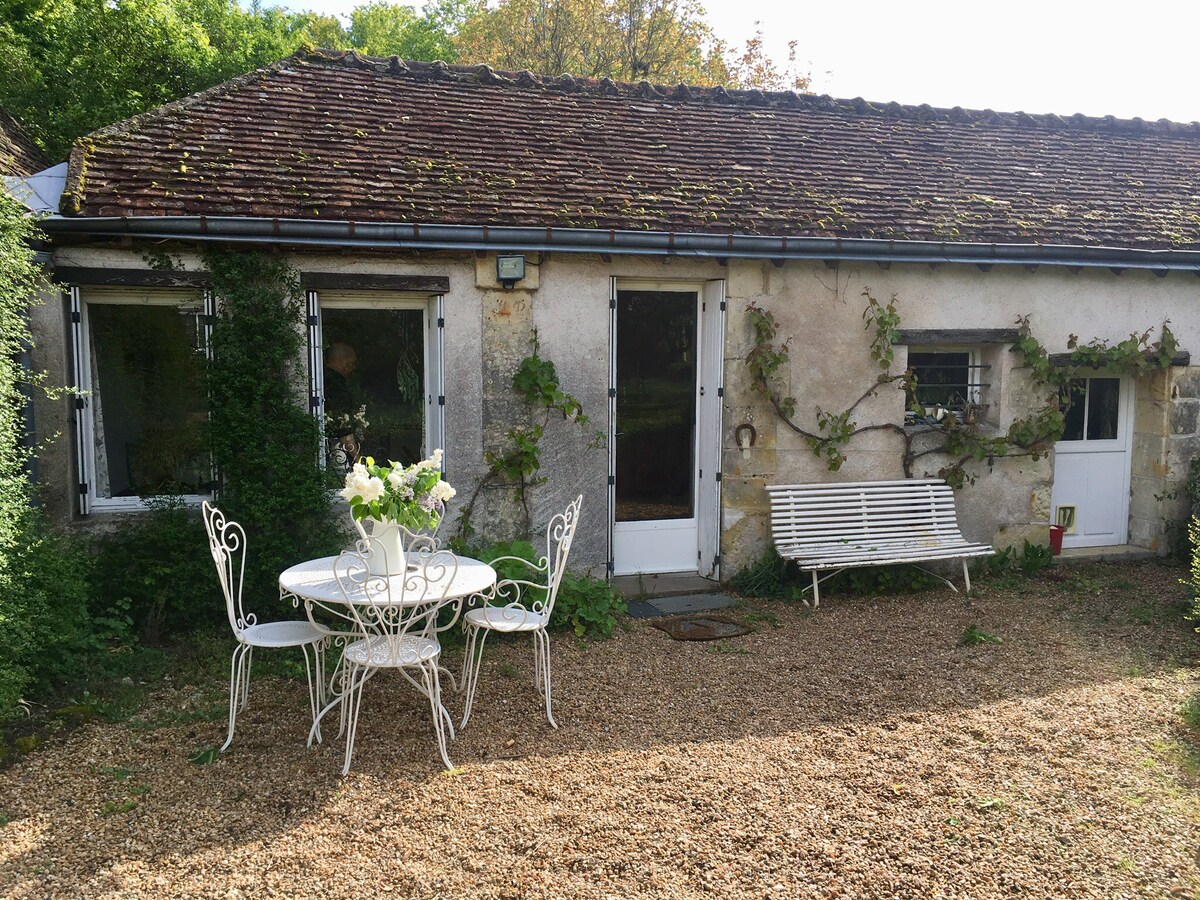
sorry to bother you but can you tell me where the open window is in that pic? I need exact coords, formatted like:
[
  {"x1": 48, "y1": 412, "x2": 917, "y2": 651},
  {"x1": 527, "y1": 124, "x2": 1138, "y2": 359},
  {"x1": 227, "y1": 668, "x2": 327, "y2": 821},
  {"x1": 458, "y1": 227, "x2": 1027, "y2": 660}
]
[
  {"x1": 70, "y1": 287, "x2": 212, "y2": 512},
  {"x1": 307, "y1": 290, "x2": 445, "y2": 482}
]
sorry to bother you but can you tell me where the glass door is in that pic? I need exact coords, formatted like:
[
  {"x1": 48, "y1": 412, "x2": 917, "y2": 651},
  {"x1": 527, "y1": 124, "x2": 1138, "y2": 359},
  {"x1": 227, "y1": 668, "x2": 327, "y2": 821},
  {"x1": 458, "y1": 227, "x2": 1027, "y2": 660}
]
[{"x1": 611, "y1": 288, "x2": 701, "y2": 574}]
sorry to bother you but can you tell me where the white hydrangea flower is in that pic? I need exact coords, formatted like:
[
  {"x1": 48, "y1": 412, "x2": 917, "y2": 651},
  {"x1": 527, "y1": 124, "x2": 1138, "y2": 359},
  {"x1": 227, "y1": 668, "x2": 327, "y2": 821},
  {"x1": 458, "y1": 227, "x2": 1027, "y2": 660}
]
[
  {"x1": 358, "y1": 475, "x2": 386, "y2": 505},
  {"x1": 429, "y1": 480, "x2": 456, "y2": 502}
]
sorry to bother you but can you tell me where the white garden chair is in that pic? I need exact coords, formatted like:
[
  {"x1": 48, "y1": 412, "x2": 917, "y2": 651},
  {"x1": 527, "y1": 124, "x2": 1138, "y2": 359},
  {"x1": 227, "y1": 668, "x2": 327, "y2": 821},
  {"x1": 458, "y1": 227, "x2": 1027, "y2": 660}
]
[
  {"x1": 460, "y1": 494, "x2": 582, "y2": 730},
  {"x1": 326, "y1": 535, "x2": 460, "y2": 774},
  {"x1": 202, "y1": 502, "x2": 327, "y2": 752}
]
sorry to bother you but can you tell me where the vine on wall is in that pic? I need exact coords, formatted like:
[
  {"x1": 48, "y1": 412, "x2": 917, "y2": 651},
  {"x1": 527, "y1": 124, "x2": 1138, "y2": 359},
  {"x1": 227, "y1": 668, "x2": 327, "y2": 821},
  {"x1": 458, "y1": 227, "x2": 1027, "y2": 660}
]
[
  {"x1": 747, "y1": 290, "x2": 1179, "y2": 488},
  {"x1": 457, "y1": 332, "x2": 598, "y2": 540}
]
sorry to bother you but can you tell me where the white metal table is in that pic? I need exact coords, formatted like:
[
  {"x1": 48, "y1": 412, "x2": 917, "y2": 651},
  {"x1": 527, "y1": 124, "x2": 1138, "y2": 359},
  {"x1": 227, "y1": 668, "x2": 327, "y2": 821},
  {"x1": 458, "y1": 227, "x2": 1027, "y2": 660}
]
[{"x1": 279, "y1": 553, "x2": 497, "y2": 754}]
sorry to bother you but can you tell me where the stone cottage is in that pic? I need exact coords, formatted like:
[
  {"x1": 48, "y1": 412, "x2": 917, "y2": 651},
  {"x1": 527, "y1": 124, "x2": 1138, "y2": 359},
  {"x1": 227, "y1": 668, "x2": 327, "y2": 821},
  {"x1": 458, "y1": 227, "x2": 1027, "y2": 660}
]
[{"x1": 13, "y1": 49, "x2": 1200, "y2": 578}]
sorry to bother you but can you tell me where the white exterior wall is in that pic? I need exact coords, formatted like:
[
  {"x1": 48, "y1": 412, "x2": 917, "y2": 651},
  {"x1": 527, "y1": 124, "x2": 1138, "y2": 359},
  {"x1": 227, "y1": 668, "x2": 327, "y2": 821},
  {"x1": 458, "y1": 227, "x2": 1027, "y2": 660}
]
[{"x1": 30, "y1": 245, "x2": 1200, "y2": 576}]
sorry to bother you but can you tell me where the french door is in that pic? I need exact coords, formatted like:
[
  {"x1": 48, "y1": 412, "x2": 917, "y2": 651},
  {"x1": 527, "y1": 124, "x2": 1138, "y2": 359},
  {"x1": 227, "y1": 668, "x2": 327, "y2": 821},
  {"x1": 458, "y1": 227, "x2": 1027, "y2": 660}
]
[{"x1": 609, "y1": 280, "x2": 724, "y2": 576}]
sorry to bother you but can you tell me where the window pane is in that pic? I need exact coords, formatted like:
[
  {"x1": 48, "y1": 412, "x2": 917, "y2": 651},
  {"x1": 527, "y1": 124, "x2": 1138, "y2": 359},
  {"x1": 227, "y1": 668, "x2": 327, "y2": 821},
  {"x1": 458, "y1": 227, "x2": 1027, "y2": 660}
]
[
  {"x1": 88, "y1": 303, "x2": 209, "y2": 498},
  {"x1": 615, "y1": 290, "x2": 696, "y2": 521},
  {"x1": 1086, "y1": 378, "x2": 1120, "y2": 441},
  {"x1": 908, "y1": 351, "x2": 972, "y2": 409},
  {"x1": 321, "y1": 307, "x2": 425, "y2": 477},
  {"x1": 1060, "y1": 379, "x2": 1087, "y2": 441}
]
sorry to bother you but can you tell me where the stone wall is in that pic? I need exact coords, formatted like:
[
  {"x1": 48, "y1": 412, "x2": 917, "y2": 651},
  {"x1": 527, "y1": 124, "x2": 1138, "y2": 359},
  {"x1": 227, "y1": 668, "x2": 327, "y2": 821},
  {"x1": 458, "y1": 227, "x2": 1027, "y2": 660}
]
[{"x1": 27, "y1": 244, "x2": 1200, "y2": 578}]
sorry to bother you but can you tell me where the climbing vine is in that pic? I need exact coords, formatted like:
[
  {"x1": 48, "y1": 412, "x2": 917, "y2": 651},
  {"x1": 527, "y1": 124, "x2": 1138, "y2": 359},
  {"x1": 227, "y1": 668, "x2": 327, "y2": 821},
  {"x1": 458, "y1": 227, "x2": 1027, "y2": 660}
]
[
  {"x1": 747, "y1": 290, "x2": 1179, "y2": 488},
  {"x1": 457, "y1": 333, "x2": 598, "y2": 539}
]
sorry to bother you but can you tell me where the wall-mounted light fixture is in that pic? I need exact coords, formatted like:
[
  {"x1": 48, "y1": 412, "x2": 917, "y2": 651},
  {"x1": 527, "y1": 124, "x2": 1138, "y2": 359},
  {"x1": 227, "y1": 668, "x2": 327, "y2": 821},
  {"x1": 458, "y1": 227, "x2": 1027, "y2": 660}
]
[{"x1": 496, "y1": 254, "x2": 526, "y2": 289}]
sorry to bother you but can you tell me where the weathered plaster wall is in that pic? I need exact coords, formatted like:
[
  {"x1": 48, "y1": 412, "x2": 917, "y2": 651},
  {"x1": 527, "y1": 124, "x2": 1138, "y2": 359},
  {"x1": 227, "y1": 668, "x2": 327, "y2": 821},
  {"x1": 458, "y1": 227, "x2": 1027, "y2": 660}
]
[
  {"x1": 720, "y1": 259, "x2": 1200, "y2": 572},
  {"x1": 29, "y1": 245, "x2": 1200, "y2": 577}
]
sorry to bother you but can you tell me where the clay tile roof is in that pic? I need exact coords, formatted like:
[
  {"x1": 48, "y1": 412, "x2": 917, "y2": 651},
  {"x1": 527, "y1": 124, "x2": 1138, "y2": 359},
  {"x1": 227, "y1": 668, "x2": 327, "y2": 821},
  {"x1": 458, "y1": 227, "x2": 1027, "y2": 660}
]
[
  {"x1": 60, "y1": 48, "x2": 1200, "y2": 250},
  {"x1": 0, "y1": 106, "x2": 49, "y2": 178}
]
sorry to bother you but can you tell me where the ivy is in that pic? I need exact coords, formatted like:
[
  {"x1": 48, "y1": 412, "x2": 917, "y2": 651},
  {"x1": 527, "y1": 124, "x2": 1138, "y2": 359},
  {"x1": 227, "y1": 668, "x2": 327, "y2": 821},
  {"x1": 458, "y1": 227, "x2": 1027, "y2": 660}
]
[
  {"x1": 204, "y1": 249, "x2": 342, "y2": 605},
  {"x1": 747, "y1": 290, "x2": 1179, "y2": 489}
]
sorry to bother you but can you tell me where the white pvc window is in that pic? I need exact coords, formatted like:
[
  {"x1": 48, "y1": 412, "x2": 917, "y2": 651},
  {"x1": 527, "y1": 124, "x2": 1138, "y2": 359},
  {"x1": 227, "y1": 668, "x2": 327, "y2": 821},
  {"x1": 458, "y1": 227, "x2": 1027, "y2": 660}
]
[
  {"x1": 71, "y1": 287, "x2": 212, "y2": 512},
  {"x1": 307, "y1": 290, "x2": 445, "y2": 480}
]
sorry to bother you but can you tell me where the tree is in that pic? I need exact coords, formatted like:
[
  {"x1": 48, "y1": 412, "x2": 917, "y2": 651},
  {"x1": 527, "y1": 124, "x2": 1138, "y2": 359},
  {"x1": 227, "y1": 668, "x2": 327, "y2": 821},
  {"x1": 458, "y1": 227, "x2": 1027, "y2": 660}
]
[
  {"x1": 347, "y1": 0, "x2": 477, "y2": 60},
  {"x1": 722, "y1": 23, "x2": 810, "y2": 92},
  {"x1": 454, "y1": 0, "x2": 728, "y2": 84}
]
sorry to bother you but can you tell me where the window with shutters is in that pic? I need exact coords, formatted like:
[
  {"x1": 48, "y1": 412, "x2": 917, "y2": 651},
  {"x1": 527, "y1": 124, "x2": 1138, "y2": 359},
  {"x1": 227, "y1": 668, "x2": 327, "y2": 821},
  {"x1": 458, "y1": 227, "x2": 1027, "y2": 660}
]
[
  {"x1": 72, "y1": 288, "x2": 211, "y2": 509},
  {"x1": 307, "y1": 291, "x2": 445, "y2": 481}
]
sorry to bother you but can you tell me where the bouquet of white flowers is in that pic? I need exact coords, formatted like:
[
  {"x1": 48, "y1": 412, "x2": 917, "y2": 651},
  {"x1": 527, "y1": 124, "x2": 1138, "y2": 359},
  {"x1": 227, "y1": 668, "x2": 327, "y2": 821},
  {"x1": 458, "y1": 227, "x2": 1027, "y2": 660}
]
[{"x1": 340, "y1": 449, "x2": 455, "y2": 532}]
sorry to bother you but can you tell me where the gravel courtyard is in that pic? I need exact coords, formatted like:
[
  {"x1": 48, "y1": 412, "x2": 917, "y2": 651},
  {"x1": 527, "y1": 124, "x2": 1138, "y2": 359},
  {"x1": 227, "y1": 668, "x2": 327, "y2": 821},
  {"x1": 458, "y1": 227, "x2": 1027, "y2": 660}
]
[{"x1": 2, "y1": 562, "x2": 1199, "y2": 899}]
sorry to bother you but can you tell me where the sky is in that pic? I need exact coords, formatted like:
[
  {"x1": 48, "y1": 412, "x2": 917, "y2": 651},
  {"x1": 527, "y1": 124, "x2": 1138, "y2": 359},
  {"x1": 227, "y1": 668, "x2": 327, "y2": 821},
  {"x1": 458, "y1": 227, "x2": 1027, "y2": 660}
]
[{"x1": 273, "y1": 0, "x2": 1200, "y2": 123}]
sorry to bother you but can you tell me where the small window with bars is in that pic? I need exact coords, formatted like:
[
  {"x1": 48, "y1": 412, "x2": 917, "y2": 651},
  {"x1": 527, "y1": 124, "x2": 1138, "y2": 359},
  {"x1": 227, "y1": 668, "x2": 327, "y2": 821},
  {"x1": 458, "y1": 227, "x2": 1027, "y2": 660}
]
[{"x1": 905, "y1": 349, "x2": 991, "y2": 425}]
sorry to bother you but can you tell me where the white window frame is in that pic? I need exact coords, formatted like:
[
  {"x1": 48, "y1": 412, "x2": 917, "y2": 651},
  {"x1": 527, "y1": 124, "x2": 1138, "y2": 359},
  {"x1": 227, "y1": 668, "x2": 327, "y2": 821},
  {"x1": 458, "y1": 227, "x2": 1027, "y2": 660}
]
[
  {"x1": 71, "y1": 286, "x2": 212, "y2": 513},
  {"x1": 307, "y1": 290, "x2": 446, "y2": 474},
  {"x1": 904, "y1": 345, "x2": 983, "y2": 425}
]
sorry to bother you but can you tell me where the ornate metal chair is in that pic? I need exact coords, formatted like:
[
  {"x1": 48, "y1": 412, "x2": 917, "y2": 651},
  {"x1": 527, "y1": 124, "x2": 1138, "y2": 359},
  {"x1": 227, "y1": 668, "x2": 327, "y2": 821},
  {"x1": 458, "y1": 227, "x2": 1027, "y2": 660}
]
[
  {"x1": 325, "y1": 535, "x2": 460, "y2": 774},
  {"x1": 460, "y1": 495, "x2": 582, "y2": 730},
  {"x1": 202, "y1": 502, "x2": 327, "y2": 752}
]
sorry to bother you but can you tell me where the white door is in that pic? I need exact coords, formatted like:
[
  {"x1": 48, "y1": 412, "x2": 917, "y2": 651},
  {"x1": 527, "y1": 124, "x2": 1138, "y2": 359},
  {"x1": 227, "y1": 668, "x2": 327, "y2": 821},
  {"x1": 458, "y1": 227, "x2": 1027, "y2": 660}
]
[
  {"x1": 611, "y1": 283, "x2": 709, "y2": 575},
  {"x1": 1050, "y1": 375, "x2": 1133, "y2": 548}
]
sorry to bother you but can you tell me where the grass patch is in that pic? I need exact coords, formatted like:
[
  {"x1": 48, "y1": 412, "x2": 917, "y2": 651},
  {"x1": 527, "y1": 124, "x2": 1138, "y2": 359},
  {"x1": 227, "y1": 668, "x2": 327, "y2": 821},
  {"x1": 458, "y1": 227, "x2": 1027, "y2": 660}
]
[
  {"x1": 99, "y1": 799, "x2": 138, "y2": 817},
  {"x1": 960, "y1": 625, "x2": 1002, "y2": 647}
]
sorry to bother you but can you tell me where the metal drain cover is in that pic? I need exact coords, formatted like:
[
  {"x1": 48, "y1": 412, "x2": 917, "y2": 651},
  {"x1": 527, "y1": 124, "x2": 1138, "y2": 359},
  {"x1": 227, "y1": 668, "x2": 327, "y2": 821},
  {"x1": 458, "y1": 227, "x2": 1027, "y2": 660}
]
[{"x1": 652, "y1": 615, "x2": 751, "y2": 642}]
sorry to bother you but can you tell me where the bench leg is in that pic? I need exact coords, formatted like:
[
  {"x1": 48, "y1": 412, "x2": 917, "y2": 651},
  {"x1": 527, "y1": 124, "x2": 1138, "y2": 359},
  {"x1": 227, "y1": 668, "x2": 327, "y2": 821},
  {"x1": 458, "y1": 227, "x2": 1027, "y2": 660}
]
[
  {"x1": 811, "y1": 569, "x2": 820, "y2": 609},
  {"x1": 962, "y1": 558, "x2": 972, "y2": 594}
]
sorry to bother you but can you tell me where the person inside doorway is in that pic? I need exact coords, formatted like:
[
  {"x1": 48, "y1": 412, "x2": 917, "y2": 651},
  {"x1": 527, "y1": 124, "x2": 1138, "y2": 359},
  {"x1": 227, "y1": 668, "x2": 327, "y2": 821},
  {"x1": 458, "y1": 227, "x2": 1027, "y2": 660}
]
[{"x1": 324, "y1": 341, "x2": 366, "y2": 472}]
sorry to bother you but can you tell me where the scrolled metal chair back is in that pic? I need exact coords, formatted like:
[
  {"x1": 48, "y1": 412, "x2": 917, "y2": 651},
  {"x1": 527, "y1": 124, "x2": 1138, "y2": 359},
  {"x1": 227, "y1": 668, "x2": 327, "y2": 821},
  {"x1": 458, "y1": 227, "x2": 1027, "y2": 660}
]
[
  {"x1": 202, "y1": 501, "x2": 254, "y2": 636},
  {"x1": 333, "y1": 536, "x2": 459, "y2": 664},
  {"x1": 540, "y1": 494, "x2": 583, "y2": 619}
]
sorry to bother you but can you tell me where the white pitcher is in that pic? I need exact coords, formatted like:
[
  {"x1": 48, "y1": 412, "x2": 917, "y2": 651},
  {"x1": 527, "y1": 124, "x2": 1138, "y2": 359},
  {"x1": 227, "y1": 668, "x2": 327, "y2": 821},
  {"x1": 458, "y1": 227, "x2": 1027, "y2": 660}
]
[{"x1": 353, "y1": 517, "x2": 407, "y2": 576}]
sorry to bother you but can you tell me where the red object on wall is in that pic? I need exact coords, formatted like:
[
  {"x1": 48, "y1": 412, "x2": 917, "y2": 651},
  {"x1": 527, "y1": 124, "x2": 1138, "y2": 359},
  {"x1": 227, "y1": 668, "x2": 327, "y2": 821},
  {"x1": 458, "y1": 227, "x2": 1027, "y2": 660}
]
[{"x1": 1049, "y1": 525, "x2": 1064, "y2": 555}]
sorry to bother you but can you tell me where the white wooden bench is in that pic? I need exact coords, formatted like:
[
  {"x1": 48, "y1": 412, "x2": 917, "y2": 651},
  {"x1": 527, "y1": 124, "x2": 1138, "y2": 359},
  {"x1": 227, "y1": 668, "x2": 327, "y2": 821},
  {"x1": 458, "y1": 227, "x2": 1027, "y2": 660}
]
[{"x1": 766, "y1": 479, "x2": 995, "y2": 607}]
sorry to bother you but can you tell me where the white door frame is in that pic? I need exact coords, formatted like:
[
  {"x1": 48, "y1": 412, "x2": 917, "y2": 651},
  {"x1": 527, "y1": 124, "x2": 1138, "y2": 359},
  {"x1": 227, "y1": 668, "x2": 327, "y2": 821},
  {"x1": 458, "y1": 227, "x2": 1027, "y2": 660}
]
[
  {"x1": 1051, "y1": 373, "x2": 1134, "y2": 549},
  {"x1": 609, "y1": 279, "x2": 722, "y2": 576}
]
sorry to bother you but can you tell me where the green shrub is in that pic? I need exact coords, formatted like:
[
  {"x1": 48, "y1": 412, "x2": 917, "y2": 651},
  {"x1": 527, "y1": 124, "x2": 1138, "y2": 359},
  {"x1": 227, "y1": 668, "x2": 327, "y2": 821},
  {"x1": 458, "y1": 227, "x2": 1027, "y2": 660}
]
[
  {"x1": 0, "y1": 192, "x2": 93, "y2": 716},
  {"x1": 731, "y1": 548, "x2": 940, "y2": 600},
  {"x1": 1018, "y1": 539, "x2": 1054, "y2": 575},
  {"x1": 464, "y1": 538, "x2": 626, "y2": 638},
  {"x1": 731, "y1": 548, "x2": 792, "y2": 598},
  {"x1": 90, "y1": 497, "x2": 220, "y2": 644},
  {"x1": 204, "y1": 249, "x2": 342, "y2": 609}
]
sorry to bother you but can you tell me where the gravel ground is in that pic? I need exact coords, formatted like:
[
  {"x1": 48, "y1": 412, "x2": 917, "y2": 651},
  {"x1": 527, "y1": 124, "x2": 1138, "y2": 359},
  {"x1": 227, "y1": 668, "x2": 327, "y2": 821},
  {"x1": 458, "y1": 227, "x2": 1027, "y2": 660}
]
[{"x1": 3, "y1": 562, "x2": 1200, "y2": 899}]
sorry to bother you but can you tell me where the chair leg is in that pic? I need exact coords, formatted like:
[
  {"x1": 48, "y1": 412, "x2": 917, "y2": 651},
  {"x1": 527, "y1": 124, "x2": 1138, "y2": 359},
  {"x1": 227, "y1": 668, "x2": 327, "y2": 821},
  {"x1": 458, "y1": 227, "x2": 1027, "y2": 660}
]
[
  {"x1": 341, "y1": 664, "x2": 368, "y2": 776},
  {"x1": 300, "y1": 642, "x2": 322, "y2": 745},
  {"x1": 536, "y1": 629, "x2": 557, "y2": 729},
  {"x1": 459, "y1": 626, "x2": 490, "y2": 730},
  {"x1": 424, "y1": 663, "x2": 454, "y2": 770},
  {"x1": 222, "y1": 643, "x2": 250, "y2": 752},
  {"x1": 240, "y1": 646, "x2": 254, "y2": 710},
  {"x1": 962, "y1": 558, "x2": 972, "y2": 593}
]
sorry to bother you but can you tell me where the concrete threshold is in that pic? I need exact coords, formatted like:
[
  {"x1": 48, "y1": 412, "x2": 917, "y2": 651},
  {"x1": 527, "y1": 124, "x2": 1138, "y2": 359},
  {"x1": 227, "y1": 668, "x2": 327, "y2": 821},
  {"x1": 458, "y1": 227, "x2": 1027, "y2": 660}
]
[
  {"x1": 612, "y1": 572, "x2": 718, "y2": 599},
  {"x1": 1056, "y1": 545, "x2": 1159, "y2": 565}
]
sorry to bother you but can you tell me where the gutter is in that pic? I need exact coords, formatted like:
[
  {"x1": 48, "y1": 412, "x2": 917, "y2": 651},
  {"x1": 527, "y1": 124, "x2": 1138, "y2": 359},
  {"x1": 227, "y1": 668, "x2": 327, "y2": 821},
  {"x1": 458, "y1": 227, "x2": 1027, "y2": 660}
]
[{"x1": 38, "y1": 215, "x2": 1200, "y2": 272}]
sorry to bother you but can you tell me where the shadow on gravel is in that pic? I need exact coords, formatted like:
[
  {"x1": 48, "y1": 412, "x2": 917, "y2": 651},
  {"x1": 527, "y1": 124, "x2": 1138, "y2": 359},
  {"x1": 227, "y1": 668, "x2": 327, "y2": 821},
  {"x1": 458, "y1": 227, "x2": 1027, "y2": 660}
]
[{"x1": 1, "y1": 560, "x2": 1195, "y2": 889}]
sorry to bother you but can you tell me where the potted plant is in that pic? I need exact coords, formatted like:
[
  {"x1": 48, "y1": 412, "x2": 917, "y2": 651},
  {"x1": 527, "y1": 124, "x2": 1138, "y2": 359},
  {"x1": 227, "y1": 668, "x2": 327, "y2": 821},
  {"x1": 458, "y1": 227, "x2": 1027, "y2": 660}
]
[{"x1": 340, "y1": 450, "x2": 456, "y2": 575}]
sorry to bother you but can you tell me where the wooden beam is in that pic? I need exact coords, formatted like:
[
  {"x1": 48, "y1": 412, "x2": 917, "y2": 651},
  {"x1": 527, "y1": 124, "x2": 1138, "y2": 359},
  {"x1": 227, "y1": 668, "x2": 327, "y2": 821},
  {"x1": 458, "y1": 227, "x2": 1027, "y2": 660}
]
[
  {"x1": 299, "y1": 272, "x2": 450, "y2": 292},
  {"x1": 52, "y1": 266, "x2": 211, "y2": 288},
  {"x1": 897, "y1": 328, "x2": 1021, "y2": 345},
  {"x1": 1048, "y1": 349, "x2": 1190, "y2": 367}
]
